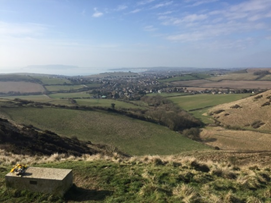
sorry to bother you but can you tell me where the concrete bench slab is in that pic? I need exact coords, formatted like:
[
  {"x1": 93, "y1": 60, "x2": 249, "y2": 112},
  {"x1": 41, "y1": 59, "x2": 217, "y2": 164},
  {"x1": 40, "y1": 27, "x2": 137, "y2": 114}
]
[{"x1": 5, "y1": 167, "x2": 73, "y2": 197}]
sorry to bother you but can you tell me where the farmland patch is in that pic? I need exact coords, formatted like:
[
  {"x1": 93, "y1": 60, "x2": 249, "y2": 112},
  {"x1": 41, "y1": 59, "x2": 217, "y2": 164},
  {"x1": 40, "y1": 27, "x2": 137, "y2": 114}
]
[
  {"x1": 45, "y1": 85, "x2": 86, "y2": 92},
  {"x1": 173, "y1": 80, "x2": 271, "y2": 89},
  {"x1": 0, "y1": 82, "x2": 45, "y2": 93}
]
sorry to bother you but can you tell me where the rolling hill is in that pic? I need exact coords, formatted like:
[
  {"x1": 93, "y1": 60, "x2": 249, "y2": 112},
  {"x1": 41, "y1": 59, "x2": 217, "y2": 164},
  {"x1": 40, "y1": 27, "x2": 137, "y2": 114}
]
[
  {"x1": 0, "y1": 118, "x2": 127, "y2": 157},
  {"x1": 209, "y1": 90, "x2": 271, "y2": 132}
]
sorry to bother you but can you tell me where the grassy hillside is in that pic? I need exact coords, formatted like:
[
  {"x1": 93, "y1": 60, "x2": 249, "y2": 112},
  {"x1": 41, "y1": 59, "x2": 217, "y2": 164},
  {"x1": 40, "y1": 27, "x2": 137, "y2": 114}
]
[
  {"x1": 0, "y1": 74, "x2": 39, "y2": 82},
  {"x1": 209, "y1": 90, "x2": 271, "y2": 132},
  {"x1": 45, "y1": 85, "x2": 86, "y2": 92},
  {"x1": 1, "y1": 153, "x2": 271, "y2": 202},
  {"x1": 0, "y1": 105, "x2": 210, "y2": 155},
  {"x1": 0, "y1": 118, "x2": 100, "y2": 156},
  {"x1": 209, "y1": 68, "x2": 271, "y2": 81},
  {"x1": 168, "y1": 94, "x2": 251, "y2": 123},
  {"x1": 0, "y1": 95, "x2": 51, "y2": 101},
  {"x1": 48, "y1": 92, "x2": 92, "y2": 99},
  {"x1": 209, "y1": 73, "x2": 258, "y2": 81},
  {"x1": 75, "y1": 99, "x2": 146, "y2": 109},
  {"x1": 31, "y1": 76, "x2": 72, "y2": 85},
  {"x1": 200, "y1": 126, "x2": 271, "y2": 151}
]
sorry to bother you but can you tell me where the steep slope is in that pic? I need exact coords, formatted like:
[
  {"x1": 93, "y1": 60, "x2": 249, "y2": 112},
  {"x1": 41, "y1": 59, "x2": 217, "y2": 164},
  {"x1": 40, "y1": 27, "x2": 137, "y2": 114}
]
[
  {"x1": 209, "y1": 90, "x2": 271, "y2": 132},
  {"x1": 0, "y1": 118, "x2": 127, "y2": 157}
]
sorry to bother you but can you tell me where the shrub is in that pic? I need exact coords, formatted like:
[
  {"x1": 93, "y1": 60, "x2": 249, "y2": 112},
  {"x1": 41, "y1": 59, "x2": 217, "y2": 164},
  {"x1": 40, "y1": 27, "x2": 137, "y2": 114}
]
[
  {"x1": 213, "y1": 109, "x2": 225, "y2": 114},
  {"x1": 261, "y1": 102, "x2": 270, "y2": 107},
  {"x1": 230, "y1": 104, "x2": 242, "y2": 109},
  {"x1": 182, "y1": 128, "x2": 201, "y2": 141},
  {"x1": 190, "y1": 160, "x2": 210, "y2": 172},
  {"x1": 254, "y1": 95, "x2": 263, "y2": 100},
  {"x1": 251, "y1": 120, "x2": 265, "y2": 129}
]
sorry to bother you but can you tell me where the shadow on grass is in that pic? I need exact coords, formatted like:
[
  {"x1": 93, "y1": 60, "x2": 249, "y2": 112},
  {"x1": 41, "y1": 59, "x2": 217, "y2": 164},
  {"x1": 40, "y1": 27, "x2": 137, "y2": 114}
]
[{"x1": 65, "y1": 184, "x2": 113, "y2": 201}]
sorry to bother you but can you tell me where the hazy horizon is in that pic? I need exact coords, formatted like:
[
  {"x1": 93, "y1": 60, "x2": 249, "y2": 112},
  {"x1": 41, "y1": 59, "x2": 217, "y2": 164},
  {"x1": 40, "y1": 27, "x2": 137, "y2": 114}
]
[
  {"x1": 1, "y1": 0, "x2": 271, "y2": 75},
  {"x1": 1, "y1": 64, "x2": 271, "y2": 76}
]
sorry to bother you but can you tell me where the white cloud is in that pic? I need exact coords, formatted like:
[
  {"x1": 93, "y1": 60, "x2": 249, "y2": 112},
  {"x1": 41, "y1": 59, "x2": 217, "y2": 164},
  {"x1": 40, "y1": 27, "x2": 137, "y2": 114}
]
[
  {"x1": 212, "y1": 0, "x2": 271, "y2": 21},
  {"x1": 137, "y1": 0, "x2": 155, "y2": 6},
  {"x1": 166, "y1": 19, "x2": 266, "y2": 44},
  {"x1": 182, "y1": 14, "x2": 208, "y2": 22},
  {"x1": 248, "y1": 14, "x2": 263, "y2": 21},
  {"x1": 115, "y1": 5, "x2": 128, "y2": 11},
  {"x1": 185, "y1": 0, "x2": 218, "y2": 7},
  {"x1": 229, "y1": 0, "x2": 271, "y2": 13},
  {"x1": 93, "y1": 8, "x2": 103, "y2": 18},
  {"x1": 166, "y1": 32, "x2": 204, "y2": 42},
  {"x1": 158, "y1": 0, "x2": 271, "y2": 49},
  {"x1": 158, "y1": 11, "x2": 173, "y2": 15},
  {"x1": 152, "y1": 1, "x2": 173, "y2": 9},
  {"x1": 130, "y1": 9, "x2": 142, "y2": 14}
]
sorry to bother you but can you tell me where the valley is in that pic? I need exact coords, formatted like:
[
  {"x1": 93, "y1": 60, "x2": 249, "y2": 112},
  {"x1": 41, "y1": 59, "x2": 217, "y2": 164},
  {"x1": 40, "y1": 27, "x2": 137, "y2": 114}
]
[{"x1": 0, "y1": 68, "x2": 271, "y2": 202}]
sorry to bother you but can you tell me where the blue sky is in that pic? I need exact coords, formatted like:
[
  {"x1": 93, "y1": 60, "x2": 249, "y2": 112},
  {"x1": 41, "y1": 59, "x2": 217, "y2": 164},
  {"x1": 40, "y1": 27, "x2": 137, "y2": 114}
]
[{"x1": 0, "y1": 0, "x2": 271, "y2": 74}]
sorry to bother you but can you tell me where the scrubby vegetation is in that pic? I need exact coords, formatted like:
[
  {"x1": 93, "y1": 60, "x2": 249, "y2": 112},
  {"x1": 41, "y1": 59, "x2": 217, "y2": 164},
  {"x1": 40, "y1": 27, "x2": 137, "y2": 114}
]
[
  {"x1": 1, "y1": 152, "x2": 271, "y2": 202},
  {"x1": 136, "y1": 95, "x2": 203, "y2": 130}
]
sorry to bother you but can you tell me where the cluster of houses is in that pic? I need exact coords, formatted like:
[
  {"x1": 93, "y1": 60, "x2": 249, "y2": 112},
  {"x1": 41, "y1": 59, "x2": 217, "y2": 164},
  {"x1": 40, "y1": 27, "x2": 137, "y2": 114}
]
[{"x1": 60, "y1": 72, "x2": 262, "y2": 100}]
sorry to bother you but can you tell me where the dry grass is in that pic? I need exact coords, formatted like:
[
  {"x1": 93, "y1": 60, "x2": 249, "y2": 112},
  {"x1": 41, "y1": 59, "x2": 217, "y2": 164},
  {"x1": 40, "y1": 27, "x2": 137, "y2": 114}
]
[
  {"x1": 2, "y1": 149, "x2": 271, "y2": 202},
  {"x1": 209, "y1": 73, "x2": 258, "y2": 81},
  {"x1": 0, "y1": 149, "x2": 121, "y2": 167},
  {"x1": 172, "y1": 184, "x2": 200, "y2": 202},
  {"x1": 173, "y1": 79, "x2": 271, "y2": 89},
  {"x1": 209, "y1": 90, "x2": 271, "y2": 132},
  {"x1": 200, "y1": 127, "x2": 271, "y2": 151}
]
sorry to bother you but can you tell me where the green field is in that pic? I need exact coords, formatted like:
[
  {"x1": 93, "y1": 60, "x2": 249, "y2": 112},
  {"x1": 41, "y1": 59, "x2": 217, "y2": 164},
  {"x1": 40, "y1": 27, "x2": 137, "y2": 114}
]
[
  {"x1": 159, "y1": 73, "x2": 210, "y2": 83},
  {"x1": 32, "y1": 76, "x2": 72, "y2": 85},
  {"x1": 209, "y1": 73, "x2": 258, "y2": 81},
  {"x1": 84, "y1": 83, "x2": 101, "y2": 88},
  {"x1": 45, "y1": 85, "x2": 86, "y2": 92},
  {"x1": 260, "y1": 74, "x2": 271, "y2": 81},
  {"x1": 149, "y1": 93, "x2": 191, "y2": 97},
  {"x1": 0, "y1": 74, "x2": 37, "y2": 82},
  {"x1": 168, "y1": 93, "x2": 251, "y2": 123},
  {"x1": 0, "y1": 106, "x2": 210, "y2": 155},
  {"x1": 0, "y1": 95, "x2": 51, "y2": 101},
  {"x1": 76, "y1": 99, "x2": 144, "y2": 109},
  {"x1": 48, "y1": 92, "x2": 91, "y2": 99}
]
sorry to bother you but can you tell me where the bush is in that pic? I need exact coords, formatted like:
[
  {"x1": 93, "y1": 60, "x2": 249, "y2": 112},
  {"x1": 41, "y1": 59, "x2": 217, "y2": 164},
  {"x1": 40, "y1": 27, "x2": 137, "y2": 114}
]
[
  {"x1": 190, "y1": 161, "x2": 210, "y2": 172},
  {"x1": 261, "y1": 102, "x2": 270, "y2": 107},
  {"x1": 182, "y1": 128, "x2": 201, "y2": 141},
  {"x1": 213, "y1": 109, "x2": 225, "y2": 114},
  {"x1": 251, "y1": 120, "x2": 265, "y2": 129},
  {"x1": 230, "y1": 104, "x2": 241, "y2": 109}
]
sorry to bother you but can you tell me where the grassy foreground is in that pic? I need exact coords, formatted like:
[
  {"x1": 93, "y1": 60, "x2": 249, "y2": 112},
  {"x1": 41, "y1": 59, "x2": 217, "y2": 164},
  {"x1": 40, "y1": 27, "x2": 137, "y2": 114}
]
[{"x1": 1, "y1": 152, "x2": 271, "y2": 202}]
